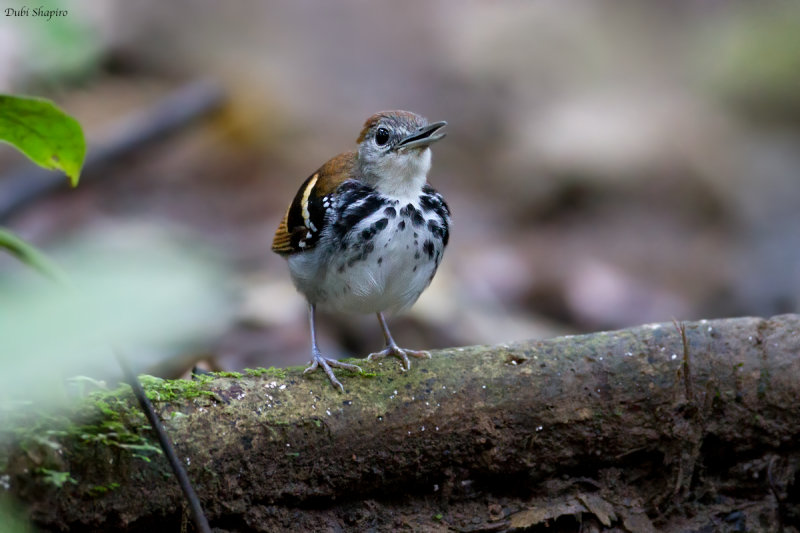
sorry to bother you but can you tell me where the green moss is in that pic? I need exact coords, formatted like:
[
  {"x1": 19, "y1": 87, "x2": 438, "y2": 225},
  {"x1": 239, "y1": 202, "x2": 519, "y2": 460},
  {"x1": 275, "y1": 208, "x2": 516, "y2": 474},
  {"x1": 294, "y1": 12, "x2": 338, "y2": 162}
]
[
  {"x1": 77, "y1": 386, "x2": 163, "y2": 462},
  {"x1": 244, "y1": 367, "x2": 287, "y2": 379},
  {"x1": 88, "y1": 481, "x2": 120, "y2": 497},
  {"x1": 35, "y1": 468, "x2": 76, "y2": 488},
  {"x1": 139, "y1": 375, "x2": 216, "y2": 402},
  {"x1": 2, "y1": 368, "x2": 269, "y2": 478},
  {"x1": 1, "y1": 382, "x2": 164, "y2": 473},
  {"x1": 213, "y1": 371, "x2": 242, "y2": 379},
  {"x1": 329, "y1": 358, "x2": 382, "y2": 378}
]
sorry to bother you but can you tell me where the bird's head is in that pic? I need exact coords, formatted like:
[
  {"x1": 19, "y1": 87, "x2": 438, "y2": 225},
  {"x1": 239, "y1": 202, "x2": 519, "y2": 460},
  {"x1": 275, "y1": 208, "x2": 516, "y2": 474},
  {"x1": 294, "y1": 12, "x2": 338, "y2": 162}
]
[{"x1": 356, "y1": 110, "x2": 446, "y2": 198}]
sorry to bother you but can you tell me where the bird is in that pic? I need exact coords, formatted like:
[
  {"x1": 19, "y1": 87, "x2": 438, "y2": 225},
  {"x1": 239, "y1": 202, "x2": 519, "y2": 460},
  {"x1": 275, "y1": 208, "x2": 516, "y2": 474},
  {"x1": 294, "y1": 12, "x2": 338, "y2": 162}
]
[{"x1": 272, "y1": 110, "x2": 450, "y2": 391}]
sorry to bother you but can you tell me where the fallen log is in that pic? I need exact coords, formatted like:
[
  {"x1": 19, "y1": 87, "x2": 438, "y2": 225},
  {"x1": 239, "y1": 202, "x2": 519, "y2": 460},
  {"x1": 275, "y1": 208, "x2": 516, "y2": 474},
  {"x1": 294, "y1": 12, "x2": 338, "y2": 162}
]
[{"x1": 3, "y1": 314, "x2": 799, "y2": 532}]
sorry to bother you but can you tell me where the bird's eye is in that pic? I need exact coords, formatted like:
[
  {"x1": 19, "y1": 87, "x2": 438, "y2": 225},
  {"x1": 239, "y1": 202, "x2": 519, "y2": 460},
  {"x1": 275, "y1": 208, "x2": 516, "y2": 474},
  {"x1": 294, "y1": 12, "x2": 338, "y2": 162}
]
[{"x1": 375, "y1": 127, "x2": 390, "y2": 146}]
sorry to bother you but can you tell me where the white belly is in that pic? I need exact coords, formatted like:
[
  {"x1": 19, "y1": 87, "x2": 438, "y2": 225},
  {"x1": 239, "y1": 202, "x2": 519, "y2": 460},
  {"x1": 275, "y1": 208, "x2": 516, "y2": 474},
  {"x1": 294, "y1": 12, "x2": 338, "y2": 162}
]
[{"x1": 287, "y1": 203, "x2": 444, "y2": 315}]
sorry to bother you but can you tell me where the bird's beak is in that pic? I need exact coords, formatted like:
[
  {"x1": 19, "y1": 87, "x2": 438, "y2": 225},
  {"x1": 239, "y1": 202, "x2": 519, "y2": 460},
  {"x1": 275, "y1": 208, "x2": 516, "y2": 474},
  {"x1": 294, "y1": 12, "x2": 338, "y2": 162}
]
[{"x1": 396, "y1": 121, "x2": 447, "y2": 151}]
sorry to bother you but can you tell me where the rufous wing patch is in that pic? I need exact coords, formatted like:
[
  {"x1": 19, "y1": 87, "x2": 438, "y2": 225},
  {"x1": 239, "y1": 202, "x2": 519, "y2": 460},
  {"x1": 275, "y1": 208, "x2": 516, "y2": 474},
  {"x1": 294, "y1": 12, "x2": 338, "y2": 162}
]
[
  {"x1": 271, "y1": 151, "x2": 357, "y2": 256},
  {"x1": 271, "y1": 207, "x2": 294, "y2": 255}
]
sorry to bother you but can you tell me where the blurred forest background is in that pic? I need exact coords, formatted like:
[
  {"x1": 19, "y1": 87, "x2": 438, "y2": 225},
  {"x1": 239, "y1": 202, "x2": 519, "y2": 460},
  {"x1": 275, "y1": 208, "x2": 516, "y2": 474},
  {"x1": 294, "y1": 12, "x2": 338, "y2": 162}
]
[{"x1": 1, "y1": 0, "x2": 799, "y2": 381}]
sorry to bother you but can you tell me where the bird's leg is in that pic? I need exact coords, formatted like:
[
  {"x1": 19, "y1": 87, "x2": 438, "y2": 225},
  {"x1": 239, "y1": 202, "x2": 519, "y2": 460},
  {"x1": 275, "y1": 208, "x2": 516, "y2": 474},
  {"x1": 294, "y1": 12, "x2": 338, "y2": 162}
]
[
  {"x1": 303, "y1": 303, "x2": 362, "y2": 392},
  {"x1": 367, "y1": 312, "x2": 431, "y2": 370}
]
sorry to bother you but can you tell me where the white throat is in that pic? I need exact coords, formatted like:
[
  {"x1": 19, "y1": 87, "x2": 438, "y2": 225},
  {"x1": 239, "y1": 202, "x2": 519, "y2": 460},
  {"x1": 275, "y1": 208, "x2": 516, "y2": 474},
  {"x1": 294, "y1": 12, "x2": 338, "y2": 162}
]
[{"x1": 372, "y1": 148, "x2": 431, "y2": 201}]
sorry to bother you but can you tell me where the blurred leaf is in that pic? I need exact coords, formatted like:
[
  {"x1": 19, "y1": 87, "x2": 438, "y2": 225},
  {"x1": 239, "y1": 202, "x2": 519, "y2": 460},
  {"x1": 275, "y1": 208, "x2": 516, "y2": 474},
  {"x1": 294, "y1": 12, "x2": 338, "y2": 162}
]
[
  {"x1": 701, "y1": 6, "x2": 800, "y2": 120},
  {"x1": 0, "y1": 228, "x2": 70, "y2": 283},
  {"x1": 0, "y1": 94, "x2": 86, "y2": 186},
  {"x1": 0, "y1": 499, "x2": 35, "y2": 533},
  {"x1": 0, "y1": 225, "x2": 232, "y2": 409}
]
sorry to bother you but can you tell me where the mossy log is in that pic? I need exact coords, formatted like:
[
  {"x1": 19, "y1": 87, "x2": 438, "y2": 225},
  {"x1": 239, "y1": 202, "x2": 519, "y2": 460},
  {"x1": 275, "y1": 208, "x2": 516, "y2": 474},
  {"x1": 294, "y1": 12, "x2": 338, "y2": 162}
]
[{"x1": 4, "y1": 314, "x2": 800, "y2": 532}]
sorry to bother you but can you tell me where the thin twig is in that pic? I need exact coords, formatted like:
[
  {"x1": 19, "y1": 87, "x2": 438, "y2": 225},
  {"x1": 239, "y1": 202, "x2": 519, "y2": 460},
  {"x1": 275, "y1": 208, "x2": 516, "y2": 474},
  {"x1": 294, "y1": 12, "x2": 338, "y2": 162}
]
[
  {"x1": 115, "y1": 352, "x2": 211, "y2": 533},
  {"x1": 673, "y1": 319, "x2": 693, "y2": 402}
]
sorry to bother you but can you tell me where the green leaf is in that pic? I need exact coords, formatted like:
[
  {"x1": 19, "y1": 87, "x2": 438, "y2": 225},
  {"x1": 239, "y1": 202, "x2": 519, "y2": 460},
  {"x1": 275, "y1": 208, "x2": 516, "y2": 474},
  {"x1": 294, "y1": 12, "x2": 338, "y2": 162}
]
[
  {"x1": 0, "y1": 228, "x2": 70, "y2": 284},
  {"x1": 0, "y1": 94, "x2": 86, "y2": 186}
]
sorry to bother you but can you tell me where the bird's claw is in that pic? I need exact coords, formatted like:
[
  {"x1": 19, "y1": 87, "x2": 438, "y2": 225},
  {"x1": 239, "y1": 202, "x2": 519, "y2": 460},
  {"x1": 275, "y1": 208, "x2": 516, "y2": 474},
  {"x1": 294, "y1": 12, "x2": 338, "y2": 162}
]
[
  {"x1": 304, "y1": 352, "x2": 362, "y2": 392},
  {"x1": 367, "y1": 345, "x2": 431, "y2": 371}
]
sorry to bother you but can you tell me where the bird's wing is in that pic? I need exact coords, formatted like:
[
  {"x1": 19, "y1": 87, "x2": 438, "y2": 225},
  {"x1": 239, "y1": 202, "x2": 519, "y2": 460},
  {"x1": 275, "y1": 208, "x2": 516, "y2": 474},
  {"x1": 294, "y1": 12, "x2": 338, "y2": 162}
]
[{"x1": 272, "y1": 151, "x2": 357, "y2": 256}]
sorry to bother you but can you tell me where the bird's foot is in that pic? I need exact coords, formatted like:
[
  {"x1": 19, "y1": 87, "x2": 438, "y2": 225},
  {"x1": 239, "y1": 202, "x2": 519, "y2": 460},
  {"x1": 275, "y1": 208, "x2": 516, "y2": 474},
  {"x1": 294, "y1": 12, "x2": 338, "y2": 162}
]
[
  {"x1": 304, "y1": 351, "x2": 362, "y2": 392},
  {"x1": 367, "y1": 345, "x2": 431, "y2": 371}
]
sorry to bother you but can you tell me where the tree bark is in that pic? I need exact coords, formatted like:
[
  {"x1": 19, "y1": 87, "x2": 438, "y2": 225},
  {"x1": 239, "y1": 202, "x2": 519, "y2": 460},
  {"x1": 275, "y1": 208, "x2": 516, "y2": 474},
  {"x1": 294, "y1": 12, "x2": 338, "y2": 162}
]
[{"x1": 4, "y1": 314, "x2": 800, "y2": 532}]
